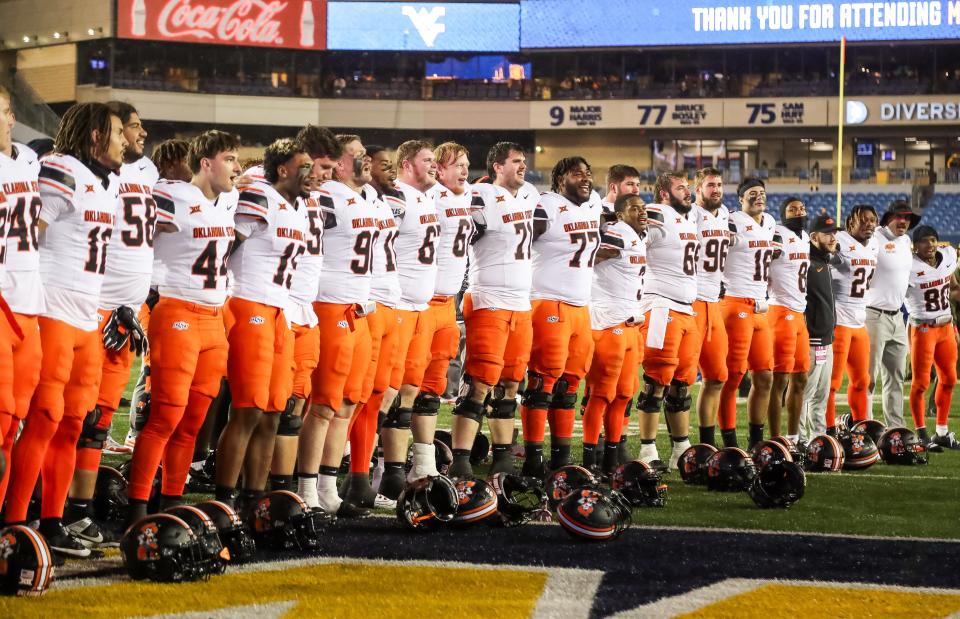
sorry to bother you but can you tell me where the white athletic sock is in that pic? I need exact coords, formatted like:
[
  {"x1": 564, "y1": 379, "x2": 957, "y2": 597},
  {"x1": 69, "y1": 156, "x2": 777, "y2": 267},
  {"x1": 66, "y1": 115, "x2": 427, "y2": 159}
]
[
  {"x1": 639, "y1": 443, "x2": 659, "y2": 463},
  {"x1": 936, "y1": 425, "x2": 949, "y2": 437},
  {"x1": 316, "y1": 474, "x2": 342, "y2": 512},
  {"x1": 787, "y1": 434, "x2": 799, "y2": 446},
  {"x1": 298, "y1": 477, "x2": 320, "y2": 508},
  {"x1": 669, "y1": 439, "x2": 691, "y2": 469},
  {"x1": 408, "y1": 442, "x2": 438, "y2": 481}
]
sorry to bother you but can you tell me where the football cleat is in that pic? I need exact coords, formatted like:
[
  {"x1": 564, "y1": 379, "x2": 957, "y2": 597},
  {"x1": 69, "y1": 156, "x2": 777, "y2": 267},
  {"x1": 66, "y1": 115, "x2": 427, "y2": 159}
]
[
  {"x1": 932, "y1": 431, "x2": 960, "y2": 450},
  {"x1": 41, "y1": 523, "x2": 91, "y2": 558},
  {"x1": 64, "y1": 517, "x2": 104, "y2": 548}
]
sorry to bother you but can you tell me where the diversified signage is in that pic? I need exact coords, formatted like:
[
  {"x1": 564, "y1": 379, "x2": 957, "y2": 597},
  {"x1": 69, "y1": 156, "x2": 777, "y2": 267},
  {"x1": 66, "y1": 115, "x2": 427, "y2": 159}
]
[
  {"x1": 522, "y1": 0, "x2": 960, "y2": 47},
  {"x1": 844, "y1": 96, "x2": 960, "y2": 125},
  {"x1": 117, "y1": 0, "x2": 327, "y2": 49},
  {"x1": 326, "y1": 2, "x2": 519, "y2": 51}
]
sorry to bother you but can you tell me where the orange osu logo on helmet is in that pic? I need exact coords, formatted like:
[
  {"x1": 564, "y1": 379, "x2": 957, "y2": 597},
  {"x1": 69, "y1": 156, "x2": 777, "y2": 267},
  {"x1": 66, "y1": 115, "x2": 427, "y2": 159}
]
[
  {"x1": 551, "y1": 471, "x2": 570, "y2": 499},
  {"x1": 253, "y1": 498, "x2": 272, "y2": 532},
  {"x1": 0, "y1": 532, "x2": 15, "y2": 572},
  {"x1": 808, "y1": 439, "x2": 823, "y2": 461},
  {"x1": 136, "y1": 522, "x2": 160, "y2": 561},
  {"x1": 576, "y1": 490, "x2": 598, "y2": 517},
  {"x1": 889, "y1": 431, "x2": 905, "y2": 453},
  {"x1": 457, "y1": 480, "x2": 476, "y2": 505}
]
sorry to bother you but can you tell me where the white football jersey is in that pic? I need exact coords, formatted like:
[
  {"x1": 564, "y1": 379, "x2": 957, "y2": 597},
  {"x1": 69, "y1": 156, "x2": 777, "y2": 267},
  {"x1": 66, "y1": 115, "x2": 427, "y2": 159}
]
[
  {"x1": 768, "y1": 225, "x2": 810, "y2": 313},
  {"x1": 467, "y1": 181, "x2": 539, "y2": 311},
  {"x1": 722, "y1": 211, "x2": 778, "y2": 300},
  {"x1": 287, "y1": 191, "x2": 326, "y2": 308},
  {"x1": 590, "y1": 221, "x2": 646, "y2": 329},
  {"x1": 430, "y1": 183, "x2": 474, "y2": 297},
  {"x1": 531, "y1": 191, "x2": 603, "y2": 306},
  {"x1": 641, "y1": 203, "x2": 699, "y2": 310},
  {"x1": 905, "y1": 245, "x2": 958, "y2": 321},
  {"x1": 153, "y1": 180, "x2": 236, "y2": 306},
  {"x1": 367, "y1": 187, "x2": 402, "y2": 307},
  {"x1": 392, "y1": 180, "x2": 441, "y2": 311},
  {"x1": 242, "y1": 164, "x2": 267, "y2": 184},
  {"x1": 0, "y1": 143, "x2": 45, "y2": 314},
  {"x1": 314, "y1": 180, "x2": 379, "y2": 305},
  {"x1": 832, "y1": 230, "x2": 880, "y2": 328},
  {"x1": 865, "y1": 227, "x2": 913, "y2": 311},
  {"x1": 37, "y1": 154, "x2": 120, "y2": 330},
  {"x1": 228, "y1": 181, "x2": 310, "y2": 309},
  {"x1": 99, "y1": 157, "x2": 160, "y2": 310},
  {"x1": 692, "y1": 203, "x2": 730, "y2": 303}
]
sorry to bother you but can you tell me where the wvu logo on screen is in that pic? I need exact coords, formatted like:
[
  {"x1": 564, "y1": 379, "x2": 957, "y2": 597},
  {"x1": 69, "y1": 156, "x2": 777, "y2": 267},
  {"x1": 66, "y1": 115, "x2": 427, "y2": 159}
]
[{"x1": 402, "y1": 6, "x2": 446, "y2": 46}]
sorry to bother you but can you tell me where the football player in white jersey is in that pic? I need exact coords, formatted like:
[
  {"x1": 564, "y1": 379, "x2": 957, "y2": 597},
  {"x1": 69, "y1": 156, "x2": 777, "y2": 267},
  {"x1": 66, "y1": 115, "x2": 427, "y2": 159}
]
[
  {"x1": 865, "y1": 201, "x2": 917, "y2": 427},
  {"x1": 582, "y1": 193, "x2": 646, "y2": 475},
  {"x1": 718, "y1": 178, "x2": 778, "y2": 449},
  {"x1": 296, "y1": 135, "x2": 379, "y2": 516},
  {"x1": 126, "y1": 130, "x2": 240, "y2": 525},
  {"x1": 520, "y1": 156, "x2": 602, "y2": 474},
  {"x1": 375, "y1": 140, "x2": 442, "y2": 496},
  {"x1": 904, "y1": 225, "x2": 960, "y2": 449},
  {"x1": 828, "y1": 205, "x2": 879, "y2": 430},
  {"x1": 691, "y1": 167, "x2": 730, "y2": 447},
  {"x1": 213, "y1": 138, "x2": 312, "y2": 512},
  {"x1": 64, "y1": 101, "x2": 158, "y2": 544},
  {"x1": 601, "y1": 164, "x2": 641, "y2": 214},
  {"x1": 448, "y1": 142, "x2": 538, "y2": 479},
  {"x1": 766, "y1": 197, "x2": 811, "y2": 446},
  {"x1": 636, "y1": 172, "x2": 699, "y2": 471},
  {"x1": 267, "y1": 126, "x2": 343, "y2": 493},
  {"x1": 0, "y1": 85, "x2": 43, "y2": 507},
  {"x1": 5, "y1": 103, "x2": 125, "y2": 557}
]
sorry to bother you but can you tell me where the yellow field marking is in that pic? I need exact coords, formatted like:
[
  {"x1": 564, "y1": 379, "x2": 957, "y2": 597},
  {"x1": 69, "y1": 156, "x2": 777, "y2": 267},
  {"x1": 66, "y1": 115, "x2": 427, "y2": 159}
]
[
  {"x1": 680, "y1": 583, "x2": 960, "y2": 618},
  {"x1": 0, "y1": 562, "x2": 547, "y2": 618}
]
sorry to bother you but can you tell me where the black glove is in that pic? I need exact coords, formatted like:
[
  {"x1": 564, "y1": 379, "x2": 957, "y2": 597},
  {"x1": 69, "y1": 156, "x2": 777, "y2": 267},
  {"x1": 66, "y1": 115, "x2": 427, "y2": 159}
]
[{"x1": 103, "y1": 306, "x2": 149, "y2": 356}]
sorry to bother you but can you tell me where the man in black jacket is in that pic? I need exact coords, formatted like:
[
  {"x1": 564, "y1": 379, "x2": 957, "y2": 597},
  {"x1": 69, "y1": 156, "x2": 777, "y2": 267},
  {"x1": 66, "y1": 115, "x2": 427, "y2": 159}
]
[{"x1": 800, "y1": 214, "x2": 841, "y2": 445}]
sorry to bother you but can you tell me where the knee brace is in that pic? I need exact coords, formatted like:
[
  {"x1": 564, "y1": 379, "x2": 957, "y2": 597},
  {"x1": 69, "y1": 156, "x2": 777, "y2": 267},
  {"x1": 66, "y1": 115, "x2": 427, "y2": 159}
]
[
  {"x1": 453, "y1": 398, "x2": 485, "y2": 423},
  {"x1": 77, "y1": 406, "x2": 108, "y2": 450},
  {"x1": 549, "y1": 377, "x2": 578, "y2": 410},
  {"x1": 412, "y1": 392, "x2": 441, "y2": 416},
  {"x1": 382, "y1": 406, "x2": 413, "y2": 430},
  {"x1": 132, "y1": 394, "x2": 151, "y2": 432},
  {"x1": 637, "y1": 378, "x2": 664, "y2": 413},
  {"x1": 664, "y1": 380, "x2": 692, "y2": 414},
  {"x1": 624, "y1": 397, "x2": 633, "y2": 418},
  {"x1": 277, "y1": 397, "x2": 303, "y2": 436},
  {"x1": 488, "y1": 397, "x2": 518, "y2": 420},
  {"x1": 521, "y1": 373, "x2": 552, "y2": 410}
]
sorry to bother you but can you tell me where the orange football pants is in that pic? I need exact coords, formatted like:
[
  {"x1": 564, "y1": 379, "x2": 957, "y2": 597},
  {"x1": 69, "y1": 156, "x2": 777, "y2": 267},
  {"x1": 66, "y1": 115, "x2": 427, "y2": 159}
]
[
  {"x1": 292, "y1": 323, "x2": 320, "y2": 401},
  {"x1": 349, "y1": 303, "x2": 400, "y2": 474},
  {"x1": 418, "y1": 296, "x2": 461, "y2": 397},
  {"x1": 398, "y1": 307, "x2": 436, "y2": 390},
  {"x1": 462, "y1": 293, "x2": 532, "y2": 386},
  {"x1": 583, "y1": 324, "x2": 641, "y2": 444},
  {"x1": 310, "y1": 302, "x2": 371, "y2": 410},
  {"x1": 521, "y1": 300, "x2": 593, "y2": 443},
  {"x1": 693, "y1": 300, "x2": 728, "y2": 382},
  {"x1": 127, "y1": 297, "x2": 228, "y2": 501},
  {"x1": 770, "y1": 305, "x2": 811, "y2": 374},
  {"x1": 225, "y1": 297, "x2": 294, "y2": 413},
  {"x1": 719, "y1": 296, "x2": 773, "y2": 431},
  {"x1": 5, "y1": 317, "x2": 104, "y2": 522},
  {"x1": 0, "y1": 312, "x2": 41, "y2": 506},
  {"x1": 827, "y1": 325, "x2": 871, "y2": 426},
  {"x1": 641, "y1": 308, "x2": 699, "y2": 387},
  {"x1": 909, "y1": 323, "x2": 958, "y2": 429}
]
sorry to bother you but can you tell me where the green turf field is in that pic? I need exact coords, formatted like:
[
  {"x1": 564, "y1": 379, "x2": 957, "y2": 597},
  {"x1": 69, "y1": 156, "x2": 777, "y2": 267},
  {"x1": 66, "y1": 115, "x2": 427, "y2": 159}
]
[{"x1": 106, "y1": 359, "x2": 960, "y2": 540}]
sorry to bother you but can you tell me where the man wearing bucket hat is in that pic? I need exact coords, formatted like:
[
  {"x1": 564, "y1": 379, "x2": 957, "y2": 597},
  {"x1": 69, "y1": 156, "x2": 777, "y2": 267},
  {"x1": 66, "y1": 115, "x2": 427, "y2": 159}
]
[{"x1": 864, "y1": 200, "x2": 919, "y2": 427}]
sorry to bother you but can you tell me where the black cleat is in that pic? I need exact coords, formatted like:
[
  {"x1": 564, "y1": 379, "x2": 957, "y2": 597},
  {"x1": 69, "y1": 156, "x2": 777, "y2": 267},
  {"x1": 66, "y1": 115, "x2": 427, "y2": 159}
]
[
  {"x1": 520, "y1": 458, "x2": 546, "y2": 479},
  {"x1": 336, "y1": 501, "x2": 371, "y2": 519},
  {"x1": 42, "y1": 524, "x2": 92, "y2": 558},
  {"x1": 447, "y1": 459, "x2": 474, "y2": 479},
  {"x1": 932, "y1": 432, "x2": 960, "y2": 450}
]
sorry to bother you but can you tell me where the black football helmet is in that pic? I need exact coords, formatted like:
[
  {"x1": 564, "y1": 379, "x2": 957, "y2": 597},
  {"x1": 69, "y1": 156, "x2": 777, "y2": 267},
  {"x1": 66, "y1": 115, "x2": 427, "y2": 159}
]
[
  {"x1": 120, "y1": 514, "x2": 208, "y2": 583},
  {"x1": 488, "y1": 473, "x2": 547, "y2": 527},
  {"x1": 434, "y1": 429, "x2": 453, "y2": 451},
  {"x1": 804, "y1": 434, "x2": 845, "y2": 472},
  {"x1": 164, "y1": 505, "x2": 228, "y2": 575},
  {"x1": 451, "y1": 478, "x2": 498, "y2": 525},
  {"x1": 837, "y1": 413, "x2": 855, "y2": 430},
  {"x1": 852, "y1": 419, "x2": 887, "y2": 448},
  {"x1": 878, "y1": 427, "x2": 928, "y2": 465},
  {"x1": 93, "y1": 465, "x2": 129, "y2": 528},
  {"x1": 0, "y1": 525, "x2": 54, "y2": 596},
  {"x1": 750, "y1": 440, "x2": 793, "y2": 470},
  {"x1": 705, "y1": 447, "x2": 757, "y2": 492},
  {"x1": 546, "y1": 465, "x2": 598, "y2": 510},
  {"x1": 396, "y1": 475, "x2": 459, "y2": 531},
  {"x1": 770, "y1": 436, "x2": 805, "y2": 467},
  {"x1": 677, "y1": 444, "x2": 718, "y2": 485},
  {"x1": 195, "y1": 500, "x2": 256, "y2": 563},
  {"x1": 470, "y1": 431, "x2": 490, "y2": 466},
  {"x1": 839, "y1": 426, "x2": 880, "y2": 470},
  {"x1": 611, "y1": 460, "x2": 667, "y2": 507},
  {"x1": 557, "y1": 488, "x2": 631, "y2": 541},
  {"x1": 749, "y1": 460, "x2": 806, "y2": 508},
  {"x1": 248, "y1": 490, "x2": 328, "y2": 551}
]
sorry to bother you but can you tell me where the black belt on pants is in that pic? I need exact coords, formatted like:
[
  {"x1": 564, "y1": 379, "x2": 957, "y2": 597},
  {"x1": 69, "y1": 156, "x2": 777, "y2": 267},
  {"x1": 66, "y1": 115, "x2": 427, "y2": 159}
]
[{"x1": 867, "y1": 307, "x2": 899, "y2": 316}]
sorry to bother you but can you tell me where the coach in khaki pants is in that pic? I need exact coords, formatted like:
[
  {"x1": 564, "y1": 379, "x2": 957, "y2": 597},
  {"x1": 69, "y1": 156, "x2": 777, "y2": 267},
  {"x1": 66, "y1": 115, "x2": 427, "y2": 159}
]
[
  {"x1": 800, "y1": 214, "x2": 840, "y2": 443},
  {"x1": 865, "y1": 201, "x2": 918, "y2": 427}
]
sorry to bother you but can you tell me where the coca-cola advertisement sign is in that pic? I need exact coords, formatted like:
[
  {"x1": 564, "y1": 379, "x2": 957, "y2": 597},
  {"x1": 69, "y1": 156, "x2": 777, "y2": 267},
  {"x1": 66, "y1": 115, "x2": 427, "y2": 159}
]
[{"x1": 117, "y1": 0, "x2": 327, "y2": 49}]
